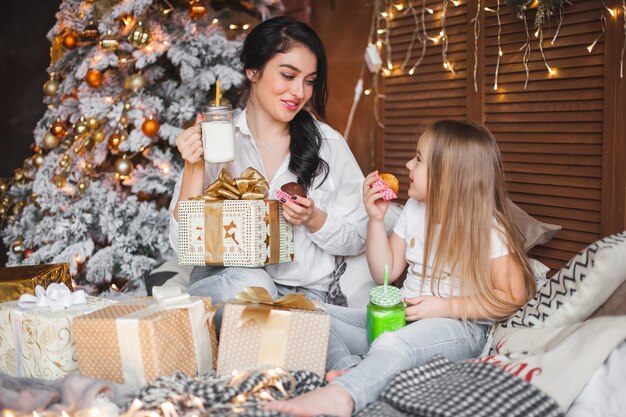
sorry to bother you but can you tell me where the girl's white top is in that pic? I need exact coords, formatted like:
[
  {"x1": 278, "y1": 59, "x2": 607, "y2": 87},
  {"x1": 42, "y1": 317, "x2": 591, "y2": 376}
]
[
  {"x1": 394, "y1": 198, "x2": 509, "y2": 299},
  {"x1": 169, "y1": 109, "x2": 368, "y2": 291}
]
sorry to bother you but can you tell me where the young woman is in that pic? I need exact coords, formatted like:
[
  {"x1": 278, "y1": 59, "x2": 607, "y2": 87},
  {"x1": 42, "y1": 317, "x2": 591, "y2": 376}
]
[
  {"x1": 168, "y1": 16, "x2": 367, "y2": 306},
  {"x1": 269, "y1": 120, "x2": 537, "y2": 416}
]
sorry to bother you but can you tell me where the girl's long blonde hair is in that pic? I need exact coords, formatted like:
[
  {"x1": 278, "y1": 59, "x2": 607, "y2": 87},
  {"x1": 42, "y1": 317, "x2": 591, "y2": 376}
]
[{"x1": 421, "y1": 120, "x2": 535, "y2": 321}]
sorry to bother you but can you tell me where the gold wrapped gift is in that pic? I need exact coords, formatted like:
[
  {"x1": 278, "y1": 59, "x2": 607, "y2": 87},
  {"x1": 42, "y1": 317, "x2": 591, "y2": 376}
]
[
  {"x1": 74, "y1": 293, "x2": 218, "y2": 390},
  {"x1": 0, "y1": 263, "x2": 72, "y2": 303},
  {"x1": 178, "y1": 168, "x2": 294, "y2": 267},
  {"x1": 216, "y1": 287, "x2": 331, "y2": 377}
]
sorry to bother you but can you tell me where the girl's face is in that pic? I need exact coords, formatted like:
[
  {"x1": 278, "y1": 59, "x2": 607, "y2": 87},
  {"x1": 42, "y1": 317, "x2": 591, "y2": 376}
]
[
  {"x1": 406, "y1": 132, "x2": 431, "y2": 201},
  {"x1": 247, "y1": 45, "x2": 317, "y2": 124}
]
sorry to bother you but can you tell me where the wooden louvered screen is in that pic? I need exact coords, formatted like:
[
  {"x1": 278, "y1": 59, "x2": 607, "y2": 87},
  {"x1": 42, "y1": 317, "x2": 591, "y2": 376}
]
[{"x1": 380, "y1": 0, "x2": 626, "y2": 271}]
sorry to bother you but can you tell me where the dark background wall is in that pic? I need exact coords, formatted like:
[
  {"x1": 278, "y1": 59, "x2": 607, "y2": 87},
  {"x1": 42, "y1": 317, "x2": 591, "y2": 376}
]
[{"x1": 0, "y1": 1, "x2": 61, "y2": 265}]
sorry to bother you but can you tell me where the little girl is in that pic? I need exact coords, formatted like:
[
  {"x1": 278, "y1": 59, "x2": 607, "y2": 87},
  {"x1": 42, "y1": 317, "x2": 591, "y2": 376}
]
[{"x1": 268, "y1": 120, "x2": 537, "y2": 417}]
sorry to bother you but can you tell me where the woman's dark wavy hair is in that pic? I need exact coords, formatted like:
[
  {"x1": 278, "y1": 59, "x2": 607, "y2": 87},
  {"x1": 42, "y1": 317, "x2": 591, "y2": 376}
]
[{"x1": 240, "y1": 16, "x2": 329, "y2": 190}]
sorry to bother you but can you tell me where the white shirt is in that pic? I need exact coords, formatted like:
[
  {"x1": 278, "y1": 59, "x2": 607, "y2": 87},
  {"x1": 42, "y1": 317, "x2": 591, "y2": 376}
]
[
  {"x1": 169, "y1": 109, "x2": 368, "y2": 291},
  {"x1": 393, "y1": 198, "x2": 509, "y2": 299}
]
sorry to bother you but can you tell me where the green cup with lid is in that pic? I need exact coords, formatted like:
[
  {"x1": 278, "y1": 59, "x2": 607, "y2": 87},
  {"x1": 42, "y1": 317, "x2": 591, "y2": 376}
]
[{"x1": 367, "y1": 266, "x2": 405, "y2": 344}]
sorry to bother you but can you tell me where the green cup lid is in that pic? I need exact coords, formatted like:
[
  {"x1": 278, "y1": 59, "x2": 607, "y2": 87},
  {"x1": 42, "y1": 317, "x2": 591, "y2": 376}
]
[{"x1": 369, "y1": 285, "x2": 403, "y2": 307}]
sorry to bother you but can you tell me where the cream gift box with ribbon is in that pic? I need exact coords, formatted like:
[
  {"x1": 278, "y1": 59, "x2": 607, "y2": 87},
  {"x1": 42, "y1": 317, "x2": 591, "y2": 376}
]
[
  {"x1": 0, "y1": 283, "x2": 115, "y2": 379},
  {"x1": 73, "y1": 287, "x2": 218, "y2": 390},
  {"x1": 216, "y1": 287, "x2": 331, "y2": 377},
  {"x1": 177, "y1": 167, "x2": 294, "y2": 267}
]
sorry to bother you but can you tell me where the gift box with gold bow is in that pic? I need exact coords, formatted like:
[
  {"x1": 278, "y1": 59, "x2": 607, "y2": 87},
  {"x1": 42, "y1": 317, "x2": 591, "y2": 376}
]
[
  {"x1": 216, "y1": 287, "x2": 331, "y2": 377},
  {"x1": 73, "y1": 287, "x2": 218, "y2": 390},
  {"x1": 177, "y1": 167, "x2": 294, "y2": 267},
  {"x1": 0, "y1": 263, "x2": 73, "y2": 303}
]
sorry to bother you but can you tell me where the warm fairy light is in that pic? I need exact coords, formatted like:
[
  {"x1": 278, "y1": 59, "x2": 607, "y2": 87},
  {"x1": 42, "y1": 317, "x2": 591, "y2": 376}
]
[
  {"x1": 425, "y1": 7, "x2": 434, "y2": 14},
  {"x1": 111, "y1": 283, "x2": 120, "y2": 291},
  {"x1": 48, "y1": 104, "x2": 55, "y2": 109},
  {"x1": 605, "y1": 5, "x2": 616, "y2": 16},
  {"x1": 162, "y1": 40, "x2": 170, "y2": 46},
  {"x1": 535, "y1": 29, "x2": 540, "y2": 37},
  {"x1": 443, "y1": 61, "x2": 448, "y2": 69},
  {"x1": 63, "y1": 184, "x2": 76, "y2": 196},
  {"x1": 381, "y1": 11, "x2": 388, "y2": 17},
  {"x1": 75, "y1": 255, "x2": 81, "y2": 263},
  {"x1": 484, "y1": 7, "x2": 496, "y2": 12},
  {"x1": 161, "y1": 163, "x2": 171, "y2": 174},
  {"x1": 376, "y1": 40, "x2": 383, "y2": 48},
  {"x1": 382, "y1": 68, "x2": 391, "y2": 76},
  {"x1": 587, "y1": 39, "x2": 598, "y2": 52},
  {"x1": 429, "y1": 36, "x2": 440, "y2": 44},
  {"x1": 499, "y1": 49, "x2": 503, "y2": 56},
  {"x1": 234, "y1": 394, "x2": 246, "y2": 403},
  {"x1": 120, "y1": 57, "x2": 127, "y2": 63},
  {"x1": 232, "y1": 369, "x2": 239, "y2": 376},
  {"x1": 243, "y1": 24, "x2": 250, "y2": 30},
  {"x1": 387, "y1": 61, "x2": 393, "y2": 70},
  {"x1": 212, "y1": 18, "x2": 219, "y2": 24},
  {"x1": 162, "y1": 8, "x2": 173, "y2": 14},
  {"x1": 377, "y1": 29, "x2": 386, "y2": 34},
  {"x1": 408, "y1": 68, "x2": 415, "y2": 75},
  {"x1": 229, "y1": 24, "x2": 238, "y2": 30},
  {"x1": 145, "y1": 46, "x2": 153, "y2": 51},
  {"x1": 451, "y1": 0, "x2": 460, "y2": 6},
  {"x1": 121, "y1": 15, "x2": 134, "y2": 26},
  {"x1": 439, "y1": 30, "x2": 445, "y2": 37},
  {"x1": 71, "y1": 279, "x2": 77, "y2": 290},
  {"x1": 394, "y1": 3, "x2": 404, "y2": 11},
  {"x1": 364, "y1": 89, "x2": 372, "y2": 95},
  {"x1": 547, "y1": 67, "x2": 557, "y2": 75},
  {"x1": 105, "y1": 96, "x2": 114, "y2": 103}
]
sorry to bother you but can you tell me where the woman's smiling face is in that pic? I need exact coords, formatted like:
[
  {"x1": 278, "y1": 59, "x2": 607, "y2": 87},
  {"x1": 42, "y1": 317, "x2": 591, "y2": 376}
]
[{"x1": 247, "y1": 44, "x2": 318, "y2": 124}]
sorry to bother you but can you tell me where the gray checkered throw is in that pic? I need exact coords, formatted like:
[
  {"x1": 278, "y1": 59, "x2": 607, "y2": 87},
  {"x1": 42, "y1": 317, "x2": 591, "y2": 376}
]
[{"x1": 358, "y1": 355, "x2": 563, "y2": 417}]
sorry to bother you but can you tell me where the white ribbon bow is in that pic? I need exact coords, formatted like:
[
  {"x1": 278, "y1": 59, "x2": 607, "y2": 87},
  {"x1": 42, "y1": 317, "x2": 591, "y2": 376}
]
[{"x1": 17, "y1": 283, "x2": 87, "y2": 311}]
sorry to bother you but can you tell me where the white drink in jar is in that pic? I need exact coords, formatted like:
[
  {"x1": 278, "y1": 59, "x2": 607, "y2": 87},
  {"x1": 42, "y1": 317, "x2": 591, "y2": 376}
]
[{"x1": 201, "y1": 105, "x2": 236, "y2": 163}]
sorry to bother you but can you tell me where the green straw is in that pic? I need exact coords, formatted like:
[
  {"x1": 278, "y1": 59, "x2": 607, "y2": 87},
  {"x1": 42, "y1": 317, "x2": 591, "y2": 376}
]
[{"x1": 384, "y1": 264, "x2": 389, "y2": 293}]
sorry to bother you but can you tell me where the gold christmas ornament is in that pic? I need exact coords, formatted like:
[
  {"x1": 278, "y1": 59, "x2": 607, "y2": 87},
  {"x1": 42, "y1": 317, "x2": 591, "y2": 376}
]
[
  {"x1": 11, "y1": 240, "x2": 24, "y2": 255},
  {"x1": 82, "y1": 21, "x2": 99, "y2": 40},
  {"x1": 59, "y1": 154, "x2": 71, "y2": 168},
  {"x1": 62, "y1": 32, "x2": 78, "y2": 49},
  {"x1": 87, "y1": 117, "x2": 100, "y2": 129},
  {"x1": 92, "y1": 129, "x2": 105, "y2": 142},
  {"x1": 127, "y1": 21, "x2": 151, "y2": 48},
  {"x1": 74, "y1": 116, "x2": 89, "y2": 136},
  {"x1": 43, "y1": 73, "x2": 60, "y2": 96},
  {"x1": 42, "y1": 132, "x2": 60, "y2": 149},
  {"x1": 86, "y1": 68, "x2": 103, "y2": 88},
  {"x1": 141, "y1": 118, "x2": 160, "y2": 137},
  {"x1": 32, "y1": 153, "x2": 45, "y2": 168},
  {"x1": 108, "y1": 131, "x2": 122, "y2": 151},
  {"x1": 123, "y1": 73, "x2": 145, "y2": 91},
  {"x1": 51, "y1": 119, "x2": 68, "y2": 138},
  {"x1": 114, "y1": 156, "x2": 134, "y2": 178},
  {"x1": 77, "y1": 178, "x2": 88, "y2": 192},
  {"x1": 189, "y1": 0, "x2": 208, "y2": 18},
  {"x1": 120, "y1": 115, "x2": 128, "y2": 127},
  {"x1": 100, "y1": 31, "x2": 119, "y2": 50}
]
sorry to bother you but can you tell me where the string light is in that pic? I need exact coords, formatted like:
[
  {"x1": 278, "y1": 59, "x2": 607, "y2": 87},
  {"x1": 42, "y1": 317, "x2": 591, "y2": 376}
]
[
  {"x1": 520, "y1": 13, "x2": 532, "y2": 89},
  {"x1": 425, "y1": 7, "x2": 434, "y2": 14},
  {"x1": 551, "y1": 0, "x2": 565, "y2": 45},
  {"x1": 537, "y1": 28, "x2": 554, "y2": 75},
  {"x1": 605, "y1": 5, "x2": 616, "y2": 17},
  {"x1": 493, "y1": 0, "x2": 502, "y2": 90},
  {"x1": 588, "y1": 1, "x2": 609, "y2": 53},
  {"x1": 619, "y1": 0, "x2": 626, "y2": 78},
  {"x1": 364, "y1": 89, "x2": 372, "y2": 95},
  {"x1": 472, "y1": 0, "x2": 481, "y2": 92},
  {"x1": 400, "y1": 0, "x2": 421, "y2": 70}
]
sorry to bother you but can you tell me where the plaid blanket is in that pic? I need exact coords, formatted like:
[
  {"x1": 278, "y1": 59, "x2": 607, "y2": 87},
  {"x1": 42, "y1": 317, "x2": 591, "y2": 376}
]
[
  {"x1": 130, "y1": 355, "x2": 562, "y2": 417},
  {"x1": 358, "y1": 355, "x2": 563, "y2": 417}
]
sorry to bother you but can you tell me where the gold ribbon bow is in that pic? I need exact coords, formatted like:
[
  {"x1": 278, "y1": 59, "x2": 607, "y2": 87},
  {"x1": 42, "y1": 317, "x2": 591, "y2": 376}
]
[
  {"x1": 194, "y1": 167, "x2": 269, "y2": 200},
  {"x1": 235, "y1": 286, "x2": 315, "y2": 327}
]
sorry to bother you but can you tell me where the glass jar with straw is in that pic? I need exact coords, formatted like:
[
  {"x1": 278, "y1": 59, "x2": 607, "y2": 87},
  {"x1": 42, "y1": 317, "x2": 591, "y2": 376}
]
[
  {"x1": 201, "y1": 80, "x2": 236, "y2": 163},
  {"x1": 367, "y1": 265, "x2": 406, "y2": 344}
]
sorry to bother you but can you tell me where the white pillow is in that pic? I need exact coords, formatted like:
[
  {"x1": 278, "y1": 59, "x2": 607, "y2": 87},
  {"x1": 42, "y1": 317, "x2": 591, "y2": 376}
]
[{"x1": 503, "y1": 231, "x2": 626, "y2": 328}]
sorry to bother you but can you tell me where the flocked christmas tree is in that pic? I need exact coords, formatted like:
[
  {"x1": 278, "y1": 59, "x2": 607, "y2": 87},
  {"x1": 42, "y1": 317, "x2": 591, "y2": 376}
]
[{"x1": 0, "y1": 0, "x2": 283, "y2": 293}]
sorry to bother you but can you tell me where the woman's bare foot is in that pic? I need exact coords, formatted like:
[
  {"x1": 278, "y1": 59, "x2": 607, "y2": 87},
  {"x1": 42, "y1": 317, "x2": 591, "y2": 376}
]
[
  {"x1": 266, "y1": 384, "x2": 354, "y2": 417},
  {"x1": 324, "y1": 369, "x2": 349, "y2": 382}
]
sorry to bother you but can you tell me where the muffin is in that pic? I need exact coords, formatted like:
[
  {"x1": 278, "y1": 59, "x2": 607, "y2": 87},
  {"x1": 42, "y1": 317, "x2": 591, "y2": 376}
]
[{"x1": 280, "y1": 182, "x2": 307, "y2": 198}]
